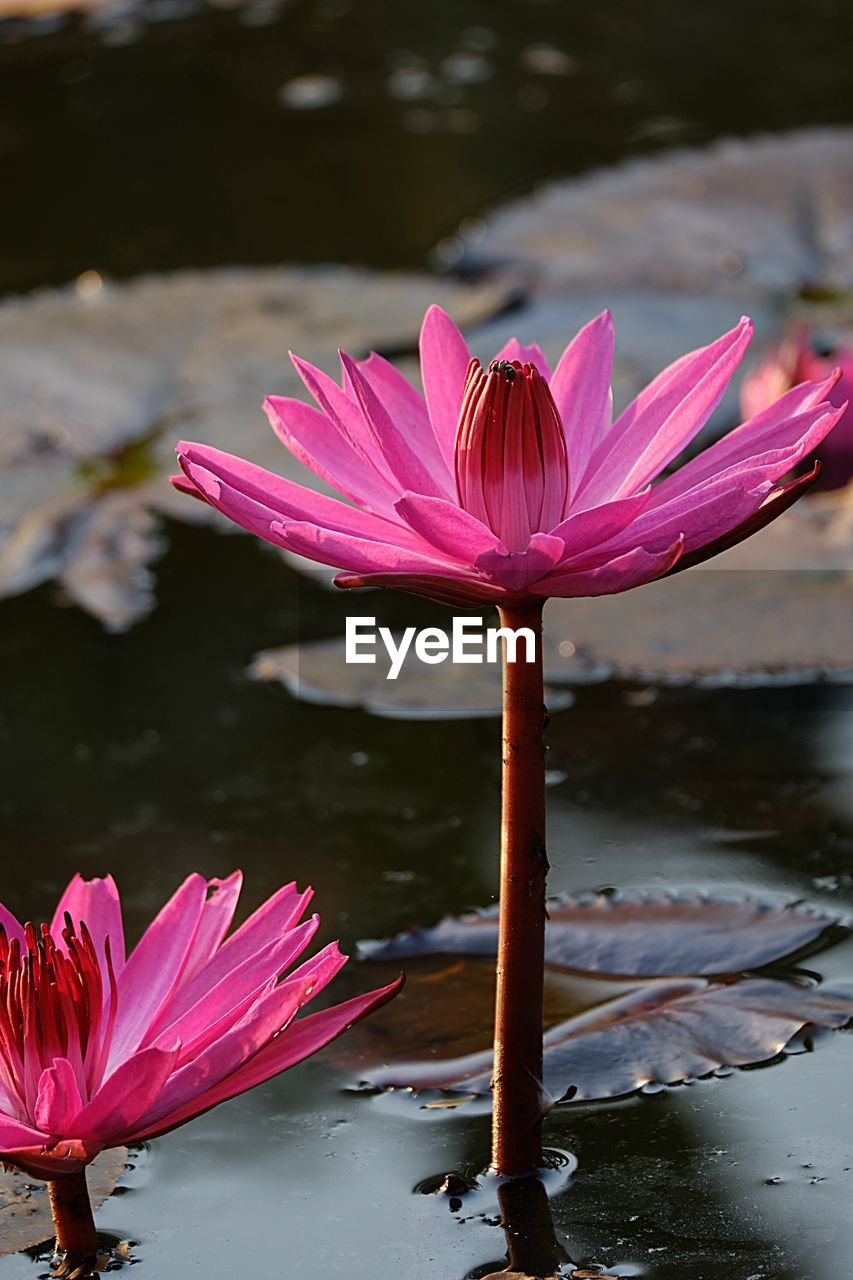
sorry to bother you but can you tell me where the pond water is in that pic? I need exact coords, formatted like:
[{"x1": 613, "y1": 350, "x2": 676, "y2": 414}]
[
  {"x1": 0, "y1": 527, "x2": 852, "y2": 1278},
  {"x1": 2, "y1": 0, "x2": 853, "y2": 1274}
]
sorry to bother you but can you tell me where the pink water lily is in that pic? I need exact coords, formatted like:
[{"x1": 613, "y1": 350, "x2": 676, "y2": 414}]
[
  {"x1": 0, "y1": 872, "x2": 401, "y2": 1181},
  {"x1": 741, "y1": 323, "x2": 853, "y2": 491},
  {"x1": 173, "y1": 307, "x2": 844, "y2": 606}
]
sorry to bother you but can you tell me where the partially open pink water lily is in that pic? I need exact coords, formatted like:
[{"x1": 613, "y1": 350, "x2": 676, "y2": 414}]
[
  {"x1": 0, "y1": 872, "x2": 401, "y2": 1180},
  {"x1": 741, "y1": 323, "x2": 853, "y2": 491},
  {"x1": 173, "y1": 307, "x2": 844, "y2": 606}
]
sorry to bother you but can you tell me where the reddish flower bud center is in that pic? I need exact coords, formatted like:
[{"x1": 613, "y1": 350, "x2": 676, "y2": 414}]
[
  {"x1": 0, "y1": 918, "x2": 117, "y2": 1123},
  {"x1": 454, "y1": 357, "x2": 569, "y2": 552}
]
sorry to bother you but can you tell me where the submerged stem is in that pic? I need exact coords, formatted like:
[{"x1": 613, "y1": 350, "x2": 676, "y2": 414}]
[
  {"x1": 491, "y1": 599, "x2": 548, "y2": 1177},
  {"x1": 48, "y1": 1170, "x2": 98, "y2": 1269}
]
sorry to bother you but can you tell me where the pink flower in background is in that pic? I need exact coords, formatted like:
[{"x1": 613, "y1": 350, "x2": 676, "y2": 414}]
[
  {"x1": 174, "y1": 308, "x2": 844, "y2": 607},
  {"x1": 0, "y1": 873, "x2": 401, "y2": 1180},
  {"x1": 741, "y1": 325, "x2": 853, "y2": 491}
]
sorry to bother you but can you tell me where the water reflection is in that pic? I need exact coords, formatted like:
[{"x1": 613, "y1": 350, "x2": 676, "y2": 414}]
[{"x1": 470, "y1": 1176, "x2": 573, "y2": 1279}]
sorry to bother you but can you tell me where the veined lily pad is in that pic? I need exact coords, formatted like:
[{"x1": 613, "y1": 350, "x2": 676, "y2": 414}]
[
  {"x1": 365, "y1": 892, "x2": 841, "y2": 977},
  {"x1": 366, "y1": 976, "x2": 853, "y2": 1102}
]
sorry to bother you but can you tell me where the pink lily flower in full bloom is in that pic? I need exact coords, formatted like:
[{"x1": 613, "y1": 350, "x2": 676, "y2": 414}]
[
  {"x1": 0, "y1": 872, "x2": 401, "y2": 1180},
  {"x1": 741, "y1": 324, "x2": 853, "y2": 491},
  {"x1": 173, "y1": 307, "x2": 845, "y2": 607}
]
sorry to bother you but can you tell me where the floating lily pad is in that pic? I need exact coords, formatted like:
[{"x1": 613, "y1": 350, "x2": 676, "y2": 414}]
[
  {"x1": 0, "y1": 268, "x2": 507, "y2": 628},
  {"x1": 249, "y1": 635, "x2": 575, "y2": 720},
  {"x1": 366, "y1": 975, "x2": 853, "y2": 1103},
  {"x1": 455, "y1": 129, "x2": 853, "y2": 299},
  {"x1": 0, "y1": 1148, "x2": 127, "y2": 1258},
  {"x1": 365, "y1": 892, "x2": 841, "y2": 977}
]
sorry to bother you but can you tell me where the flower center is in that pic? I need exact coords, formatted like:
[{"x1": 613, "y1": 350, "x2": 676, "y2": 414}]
[
  {"x1": 0, "y1": 918, "x2": 117, "y2": 1120},
  {"x1": 454, "y1": 357, "x2": 569, "y2": 552}
]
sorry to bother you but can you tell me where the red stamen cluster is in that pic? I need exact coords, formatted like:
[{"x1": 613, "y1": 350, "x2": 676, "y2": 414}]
[{"x1": 0, "y1": 919, "x2": 116, "y2": 1122}]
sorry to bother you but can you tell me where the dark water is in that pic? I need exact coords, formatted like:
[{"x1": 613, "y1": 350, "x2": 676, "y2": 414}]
[
  {"x1": 2, "y1": 0, "x2": 853, "y2": 294},
  {"x1": 0, "y1": 524, "x2": 852, "y2": 1278},
  {"x1": 2, "y1": 0, "x2": 853, "y2": 1274}
]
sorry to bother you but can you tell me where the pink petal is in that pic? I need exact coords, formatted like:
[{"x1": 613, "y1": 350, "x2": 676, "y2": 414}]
[
  {"x1": 264, "y1": 394, "x2": 403, "y2": 518},
  {"x1": 291, "y1": 355, "x2": 401, "y2": 498},
  {"x1": 475, "y1": 533, "x2": 566, "y2": 590},
  {"x1": 549, "y1": 311, "x2": 614, "y2": 492},
  {"x1": 334, "y1": 570, "x2": 508, "y2": 606},
  {"x1": 549, "y1": 491, "x2": 651, "y2": 556},
  {"x1": 394, "y1": 492, "x2": 506, "y2": 562},
  {"x1": 492, "y1": 338, "x2": 552, "y2": 378},
  {"x1": 339, "y1": 353, "x2": 451, "y2": 499},
  {"x1": 149, "y1": 916, "x2": 321, "y2": 1053},
  {"x1": 130, "y1": 975, "x2": 316, "y2": 1133},
  {"x1": 648, "y1": 383, "x2": 842, "y2": 506},
  {"x1": 268, "y1": 519, "x2": 477, "y2": 579},
  {"x1": 35, "y1": 1059, "x2": 84, "y2": 1135},
  {"x1": 179, "y1": 872, "x2": 244, "y2": 987},
  {"x1": 576, "y1": 318, "x2": 753, "y2": 507},
  {"x1": 419, "y1": 305, "x2": 471, "y2": 468},
  {"x1": 108, "y1": 875, "x2": 208, "y2": 1069},
  {"x1": 0, "y1": 1112, "x2": 51, "y2": 1151},
  {"x1": 355, "y1": 353, "x2": 453, "y2": 487},
  {"x1": 51, "y1": 874, "x2": 126, "y2": 974},
  {"x1": 178, "y1": 446, "x2": 428, "y2": 550},
  {"x1": 73, "y1": 1046, "x2": 180, "y2": 1142},
  {"x1": 125, "y1": 976, "x2": 404, "y2": 1144},
  {"x1": 154, "y1": 883, "x2": 313, "y2": 1028},
  {"x1": 542, "y1": 538, "x2": 685, "y2": 596}
]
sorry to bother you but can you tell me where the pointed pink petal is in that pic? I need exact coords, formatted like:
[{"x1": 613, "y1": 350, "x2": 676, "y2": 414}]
[
  {"x1": 51, "y1": 875, "x2": 126, "y2": 973},
  {"x1": 281, "y1": 939, "x2": 348, "y2": 997},
  {"x1": 155, "y1": 883, "x2": 313, "y2": 1028},
  {"x1": 549, "y1": 311, "x2": 614, "y2": 491},
  {"x1": 333, "y1": 570, "x2": 507, "y2": 606},
  {"x1": 475, "y1": 533, "x2": 566, "y2": 590},
  {"x1": 669, "y1": 462, "x2": 822, "y2": 574},
  {"x1": 542, "y1": 538, "x2": 685, "y2": 596},
  {"x1": 355, "y1": 353, "x2": 453, "y2": 486},
  {"x1": 130, "y1": 976, "x2": 316, "y2": 1133},
  {"x1": 339, "y1": 353, "x2": 451, "y2": 499},
  {"x1": 419, "y1": 305, "x2": 471, "y2": 468},
  {"x1": 394, "y1": 492, "x2": 505, "y2": 562},
  {"x1": 108, "y1": 875, "x2": 208, "y2": 1068},
  {"x1": 149, "y1": 916, "x2": 321, "y2": 1052},
  {"x1": 648, "y1": 382, "x2": 842, "y2": 506},
  {"x1": 179, "y1": 872, "x2": 243, "y2": 986},
  {"x1": 35, "y1": 1059, "x2": 84, "y2": 1135},
  {"x1": 549, "y1": 491, "x2": 651, "y2": 555},
  {"x1": 178, "y1": 446, "x2": 427, "y2": 549},
  {"x1": 291, "y1": 355, "x2": 401, "y2": 496},
  {"x1": 72, "y1": 1046, "x2": 180, "y2": 1142},
  {"x1": 492, "y1": 338, "x2": 552, "y2": 378},
  {"x1": 268, "y1": 519, "x2": 477, "y2": 579},
  {"x1": 0, "y1": 1112, "x2": 51, "y2": 1151},
  {"x1": 125, "y1": 976, "x2": 404, "y2": 1143},
  {"x1": 577, "y1": 318, "x2": 753, "y2": 507},
  {"x1": 264, "y1": 394, "x2": 402, "y2": 518}
]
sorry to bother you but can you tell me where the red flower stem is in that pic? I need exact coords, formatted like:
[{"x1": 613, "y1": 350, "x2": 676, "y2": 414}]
[
  {"x1": 48, "y1": 1170, "x2": 98, "y2": 1265},
  {"x1": 491, "y1": 599, "x2": 548, "y2": 1177}
]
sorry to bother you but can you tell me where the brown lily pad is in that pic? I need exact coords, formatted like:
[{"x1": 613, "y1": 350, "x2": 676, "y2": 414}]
[
  {"x1": 0, "y1": 1148, "x2": 127, "y2": 1258},
  {"x1": 365, "y1": 976, "x2": 853, "y2": 1103},
  {"x1": 365, "y1": 892, "x2": 840, "y2": 978},
  {"x1": 0, "y1": 267, "x2": 507, "y2": 629},
  {"x1": 249, "y1": 635, "x2": 575, "y2": 720}
]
